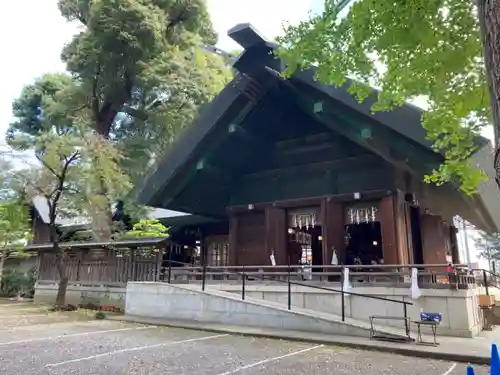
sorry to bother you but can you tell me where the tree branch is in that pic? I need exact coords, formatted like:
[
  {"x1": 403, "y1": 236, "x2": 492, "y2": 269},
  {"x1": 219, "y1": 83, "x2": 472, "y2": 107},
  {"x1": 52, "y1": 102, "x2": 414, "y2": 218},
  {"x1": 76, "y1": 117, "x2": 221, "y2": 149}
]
[{"x1": 36, "y1": 154, "x2": 61, "y2": 180}]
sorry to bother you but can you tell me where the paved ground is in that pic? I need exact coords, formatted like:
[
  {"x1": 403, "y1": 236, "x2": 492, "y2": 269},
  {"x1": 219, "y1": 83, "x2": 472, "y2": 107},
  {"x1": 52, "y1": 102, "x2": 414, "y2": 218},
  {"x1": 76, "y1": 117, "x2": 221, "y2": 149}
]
[{"x1": 0, "y1": 301, "x2": 489, "y2": 375}]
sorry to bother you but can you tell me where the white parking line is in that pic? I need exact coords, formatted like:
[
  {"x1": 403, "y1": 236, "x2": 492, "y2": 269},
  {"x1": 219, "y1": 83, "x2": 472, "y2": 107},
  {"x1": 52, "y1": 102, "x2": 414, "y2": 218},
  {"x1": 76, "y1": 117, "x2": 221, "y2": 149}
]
[
  {"x1": 442, "y1": 363, "x2": 457, "y2": 375},
  {"x1": 0, "y1": 320, "x2": 117, "y2": 333},
  {"x1": 0, "y1": 303, "x2": 37, "y2": 307},
  {"x1": 0, "y1": 313, "x2": 61, "y2": 319},
  {"x1": 215, "y1": 345, "x2": 324, "y2": 375},
  {"x1": 0, "y1": 326, "x2": 156, "y2": 346},
  {"x1": 45, "y1": 334, "x2": 229, "y2": 368}
]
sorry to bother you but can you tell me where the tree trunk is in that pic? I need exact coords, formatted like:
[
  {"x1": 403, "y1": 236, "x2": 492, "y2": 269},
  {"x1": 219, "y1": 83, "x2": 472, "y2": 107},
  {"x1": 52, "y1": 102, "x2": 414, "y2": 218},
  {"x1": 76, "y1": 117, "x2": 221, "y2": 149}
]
[
  {"x1": 91, "y1": 112, "x2": 116, "y2": 241},
  {"x1": 477, "y1": 0, "x2": 500, "y2": 185},
  {"x1": 55, "y1": 243, "x2": 68, "y2": 306},
  {"x1": 49, "y1": 223, "x2": 67, "y2": 306}
]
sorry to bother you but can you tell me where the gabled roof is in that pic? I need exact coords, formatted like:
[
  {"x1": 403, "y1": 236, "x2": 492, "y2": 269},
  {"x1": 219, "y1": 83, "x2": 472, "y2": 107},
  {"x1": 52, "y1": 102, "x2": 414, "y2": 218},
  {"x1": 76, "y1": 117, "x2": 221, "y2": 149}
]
[
  {"x1": 137, "y1": 23, "x2": 500, "y2": 233},
  {"x1": 32, "y1": 195, "x2": 189, "y2": 229}
]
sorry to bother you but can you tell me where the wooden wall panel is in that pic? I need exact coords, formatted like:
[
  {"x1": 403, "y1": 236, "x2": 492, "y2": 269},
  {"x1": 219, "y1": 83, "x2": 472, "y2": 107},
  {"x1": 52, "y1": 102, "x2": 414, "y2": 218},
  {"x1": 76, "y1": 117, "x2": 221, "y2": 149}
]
[
  {"x1": 420, "y1": 214, "x2": 448, "y2": 265},
  {"x1": 228, "y1": 214, "x2": 238, "y2": 266},
  {"x1": 265, "y1": 206, "x2": 287, "y2": 265},
  {"x1": 379, "y1": 195, "x2": 399, "y2": 264},
  {"x1": 449, "y1": 225, "x2": 460, "y2": 264},
  {"x1": 322, "y1": 198, "x2": 345, "y2": 265},
  {"x1": 33, "y1": 213, "x2": 51, "y2": 244},
  {"x1": 234, "y1": 211, "x2": 266, "y2": 266}
]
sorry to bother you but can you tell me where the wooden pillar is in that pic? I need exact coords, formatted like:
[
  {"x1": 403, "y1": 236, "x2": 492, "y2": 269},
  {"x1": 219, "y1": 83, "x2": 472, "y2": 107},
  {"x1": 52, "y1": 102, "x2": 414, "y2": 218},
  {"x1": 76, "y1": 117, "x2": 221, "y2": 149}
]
[
  {"x1": 420, "y1": 214, "x2": 449, "y2": 264},
  {"x1": 393, "y1": 190, "x2": 411, "y2": 265},
  {"x1": 265, "y1": 206, "x2": 287, "y2": 265},
  {"x1": 131, "y1": 248, "x2": 137, "y2": 281},
  {"x1": 449, "y1": 225, "x2": 460, "y2": 264},
  {"x1": 322, "y1": 198, "x2": 345, "y2": 265},
  {"x1": 228, "y1": 214, "x2": 238, "y2": 267},
  {"x1": 379, "y1": 195, "x2": 399, "y2": 265}
]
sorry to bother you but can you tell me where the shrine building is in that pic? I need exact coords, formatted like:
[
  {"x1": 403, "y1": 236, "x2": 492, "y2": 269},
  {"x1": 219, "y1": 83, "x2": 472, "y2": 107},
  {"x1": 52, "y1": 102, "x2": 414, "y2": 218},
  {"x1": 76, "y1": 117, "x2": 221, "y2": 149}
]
[{"x1": 137, "y1": 24, "x2": 500, "y2": 269}]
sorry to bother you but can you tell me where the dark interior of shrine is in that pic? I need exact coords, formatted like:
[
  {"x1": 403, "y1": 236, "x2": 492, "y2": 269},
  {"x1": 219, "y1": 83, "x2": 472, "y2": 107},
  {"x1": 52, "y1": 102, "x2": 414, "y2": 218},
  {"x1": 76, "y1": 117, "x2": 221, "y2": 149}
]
[
  {"x1": 344, "y1": 222, "x2": 383, "y2": 265},
  {"x1": 410, "y1": 206, "x2": 424, "y2": 265}
]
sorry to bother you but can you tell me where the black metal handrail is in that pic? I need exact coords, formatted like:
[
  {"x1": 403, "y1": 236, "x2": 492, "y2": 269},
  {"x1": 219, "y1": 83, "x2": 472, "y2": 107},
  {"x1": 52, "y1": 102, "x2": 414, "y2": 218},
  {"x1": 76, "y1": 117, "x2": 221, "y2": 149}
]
[
  {"x1": 472, "y1": 268, "x2": 500, "y2": 296},
  {"x1": 162, "y1": 259, "x2": 413, "y2": 336}
]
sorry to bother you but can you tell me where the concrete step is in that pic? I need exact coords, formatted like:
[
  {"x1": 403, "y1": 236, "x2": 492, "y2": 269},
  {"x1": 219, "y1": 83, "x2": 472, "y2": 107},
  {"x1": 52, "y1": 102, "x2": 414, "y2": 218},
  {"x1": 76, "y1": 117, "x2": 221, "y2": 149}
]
[{"x1": 173, "y1": 283, "x2": 410, "y2": 341}]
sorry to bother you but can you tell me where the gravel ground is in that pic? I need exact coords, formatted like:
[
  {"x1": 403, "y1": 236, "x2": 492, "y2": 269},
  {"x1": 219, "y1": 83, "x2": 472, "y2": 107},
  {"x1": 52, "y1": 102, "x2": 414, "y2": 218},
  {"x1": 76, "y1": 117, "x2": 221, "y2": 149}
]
[{"x1": 0, "y1": 302, "x2": 490, "y2": 375}]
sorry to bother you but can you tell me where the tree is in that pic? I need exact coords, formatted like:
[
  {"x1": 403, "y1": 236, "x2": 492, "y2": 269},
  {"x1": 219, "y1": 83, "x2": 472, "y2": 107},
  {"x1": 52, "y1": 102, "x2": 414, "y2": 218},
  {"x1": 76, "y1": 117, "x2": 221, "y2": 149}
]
[
  {"x1": 0, "y1": 181, "x2": 32, "y2": 286},
  {"x1": 7, "y1": 0, "x2": 231, "y2": 184},
  {"x1": 277, "y1": 0, "x2": 500, "y2": 194},
  {"x1": 122, "y1": 219, "x2": 169, "y2": 239},
  {"x1": 476, "y1": 231, "x2": 500, "y2": 273},
  {"x1": 13, "y1": 128, "x2": 130, "y2": 306}
]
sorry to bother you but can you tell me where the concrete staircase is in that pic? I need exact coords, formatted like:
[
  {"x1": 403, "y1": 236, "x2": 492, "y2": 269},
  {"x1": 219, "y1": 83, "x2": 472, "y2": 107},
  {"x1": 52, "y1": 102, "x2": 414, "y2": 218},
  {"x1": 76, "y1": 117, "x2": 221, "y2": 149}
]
[{"x1": 125, "y1": 282, "x2": 410, "y2": 341}]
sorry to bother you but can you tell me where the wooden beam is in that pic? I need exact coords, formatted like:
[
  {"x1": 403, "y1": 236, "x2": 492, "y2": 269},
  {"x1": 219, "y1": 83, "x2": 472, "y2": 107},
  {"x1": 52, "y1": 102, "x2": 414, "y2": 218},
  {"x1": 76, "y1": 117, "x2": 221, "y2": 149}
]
[
  {"x1": 240, "y1": 154, "x2": 380, "y2": 181},
  {"x1": 275, "y1": 132, "x2": 335, "y2": 150},
  {"x1": 282, "y1": 80, "x2": 439, "y2": 177},
  {"x1": 227, "y1": 189, "x2": 393, "y2": 213}
]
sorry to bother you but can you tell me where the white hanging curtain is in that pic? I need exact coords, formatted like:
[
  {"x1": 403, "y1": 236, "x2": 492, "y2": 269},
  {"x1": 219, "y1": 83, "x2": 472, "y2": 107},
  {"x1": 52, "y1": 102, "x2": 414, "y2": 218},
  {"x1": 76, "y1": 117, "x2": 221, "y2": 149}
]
[
  {"x1": 343, "y1": 267, "x2": 352, "y2": 292},
  {"x1": 331, "y1": 249, "x2": 339, "y2": 265},
  {"x1": 410, "y1": 267, "x2": 421, "y2": 299}
]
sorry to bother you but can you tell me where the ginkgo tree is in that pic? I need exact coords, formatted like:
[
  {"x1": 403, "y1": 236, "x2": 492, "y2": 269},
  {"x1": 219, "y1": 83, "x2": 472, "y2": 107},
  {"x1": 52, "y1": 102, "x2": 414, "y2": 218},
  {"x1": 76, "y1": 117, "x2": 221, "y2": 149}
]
[{"x1": 277, "y1": 0, "x2": 500, "y2": 194}]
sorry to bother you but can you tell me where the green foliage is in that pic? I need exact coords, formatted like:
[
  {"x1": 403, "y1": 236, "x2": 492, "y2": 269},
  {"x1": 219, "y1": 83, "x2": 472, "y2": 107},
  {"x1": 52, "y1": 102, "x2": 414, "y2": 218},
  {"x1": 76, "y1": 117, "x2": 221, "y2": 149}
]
[
  {"x1": 95, "y1": 311, "x2": 107, "y2": 320},
  {"x1": 13, "y1": 129, "x2": 131, "y2": 241},
  {"x1": 276, "y1": 0, "x2": 490, "y2": 194},
  {"x1": 122, "y1": 219, "x2": 169, "y2": 239},
  {"x1": 7, "y1": 0, "x2": 231, "y2": 185},
  {"x1": 0, "y1": 199, "x2": 31, "y2": 253},
  {"x1": 7, "y1": 73, "x2": 77, "y2": 147},
  {"x1": 1, "y1": 267, "x2": 36, "y2": 297}
]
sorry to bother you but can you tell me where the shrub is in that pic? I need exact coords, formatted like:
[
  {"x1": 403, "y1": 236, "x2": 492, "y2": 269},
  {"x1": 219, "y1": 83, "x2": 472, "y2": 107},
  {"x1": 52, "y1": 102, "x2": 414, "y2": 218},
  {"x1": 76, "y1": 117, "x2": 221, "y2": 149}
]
[
  {"x1": 95, "y1": 311, "x2": 106, "y2": 320},
  {"x1": 1, "y1": 266, "x2": 37, "y2": 297}
]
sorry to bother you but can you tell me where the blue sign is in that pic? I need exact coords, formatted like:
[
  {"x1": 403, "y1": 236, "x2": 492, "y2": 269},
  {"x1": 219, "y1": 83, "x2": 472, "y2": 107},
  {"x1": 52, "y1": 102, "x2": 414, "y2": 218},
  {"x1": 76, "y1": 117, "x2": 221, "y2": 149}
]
[{"x1": 420, "y1": 312, "x2": 442, "y2": 323}]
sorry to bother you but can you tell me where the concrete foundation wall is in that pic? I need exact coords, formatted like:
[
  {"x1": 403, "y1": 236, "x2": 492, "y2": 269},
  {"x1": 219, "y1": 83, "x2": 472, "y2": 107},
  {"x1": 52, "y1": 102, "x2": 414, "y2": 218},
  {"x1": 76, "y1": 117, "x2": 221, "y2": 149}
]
[
  {"x1": 125, "y1": 282, "x2": 375, "y2": 337},
  {"x1": 216, "y1": 284, "x2": 483, "y2": 338},
  {"x1": 34, "y1": 283, "x2": 126, "y2": 308}
]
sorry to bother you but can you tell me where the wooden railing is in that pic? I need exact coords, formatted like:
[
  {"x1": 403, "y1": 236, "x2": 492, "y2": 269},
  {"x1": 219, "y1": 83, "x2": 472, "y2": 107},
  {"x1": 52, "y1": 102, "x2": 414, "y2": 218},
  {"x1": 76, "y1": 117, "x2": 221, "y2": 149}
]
[
  {"x1": 162, "y1": 264, "x2": 476, "y2": 289},
  {"x1": 37, "y1": 253, "x2": 160, "y2": 287},
  {"x1": 35, "y1": 250, "x2": 476, "y2": 290}
]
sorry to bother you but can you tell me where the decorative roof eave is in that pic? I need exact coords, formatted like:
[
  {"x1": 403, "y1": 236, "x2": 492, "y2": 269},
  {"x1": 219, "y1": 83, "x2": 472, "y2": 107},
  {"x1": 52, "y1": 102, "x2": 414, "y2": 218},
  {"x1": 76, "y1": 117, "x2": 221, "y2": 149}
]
[
  {"x1": 135, "y1": 75, "x2": 250, "y2": 208},
  {"x1": 24, "y1": 237, "x2": 171, "y2": 252}
]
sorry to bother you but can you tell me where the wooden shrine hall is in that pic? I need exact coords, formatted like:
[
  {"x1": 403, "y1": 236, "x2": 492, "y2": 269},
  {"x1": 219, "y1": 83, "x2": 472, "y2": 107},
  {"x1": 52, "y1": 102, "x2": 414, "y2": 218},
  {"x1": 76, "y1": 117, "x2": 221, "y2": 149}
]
[{"x1": 137, "y1": 23, "x2": 500, "y2": 269}]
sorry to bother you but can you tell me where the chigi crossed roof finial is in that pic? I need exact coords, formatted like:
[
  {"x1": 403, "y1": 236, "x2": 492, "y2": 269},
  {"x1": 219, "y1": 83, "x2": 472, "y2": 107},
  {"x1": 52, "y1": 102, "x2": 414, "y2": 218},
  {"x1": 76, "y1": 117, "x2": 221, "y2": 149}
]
[{"x1": 227, "y1": 23, "x2": 269, "y2": 49}]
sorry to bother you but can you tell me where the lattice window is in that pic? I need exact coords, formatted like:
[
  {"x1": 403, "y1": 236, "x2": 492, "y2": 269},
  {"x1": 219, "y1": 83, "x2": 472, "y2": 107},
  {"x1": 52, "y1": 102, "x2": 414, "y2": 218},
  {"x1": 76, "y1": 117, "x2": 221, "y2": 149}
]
[{"x1": 207, "y1": 242, "x2": 229, "y2": 267}]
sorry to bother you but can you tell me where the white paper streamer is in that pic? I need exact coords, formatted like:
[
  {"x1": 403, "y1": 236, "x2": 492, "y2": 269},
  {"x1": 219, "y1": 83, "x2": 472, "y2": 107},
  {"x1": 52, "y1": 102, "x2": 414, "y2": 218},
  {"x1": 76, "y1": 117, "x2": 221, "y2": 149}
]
[
  {"x1": 331, "y1": 249, "x2": 339, "y2": 265},
  {"x1": 411, "y1": 267, "x2": 421, "y2": 300}
]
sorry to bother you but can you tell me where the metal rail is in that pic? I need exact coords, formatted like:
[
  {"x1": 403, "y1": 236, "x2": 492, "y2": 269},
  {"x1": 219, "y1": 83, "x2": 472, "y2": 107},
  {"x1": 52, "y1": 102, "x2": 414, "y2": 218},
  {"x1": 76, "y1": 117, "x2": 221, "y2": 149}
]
[{"x1": 163, "y1": 259, "x2": 413, "y2": 336}]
